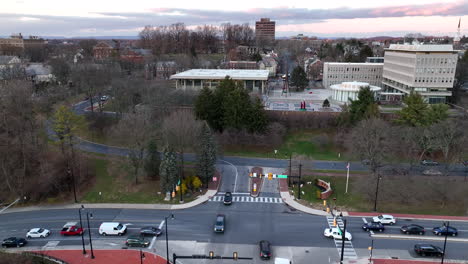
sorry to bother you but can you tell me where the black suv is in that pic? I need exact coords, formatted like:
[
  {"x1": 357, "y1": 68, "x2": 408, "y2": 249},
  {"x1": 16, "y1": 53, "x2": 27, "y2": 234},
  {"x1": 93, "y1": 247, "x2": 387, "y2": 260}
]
[
  {"x1": 223, "y1": 192, "x2": 232, "y2": 205},
  {"x1": 125, "y1": 235, "x2": 150, "y2": 247},
  {"x1": 362, "y1": 222, "x2": 385, "y2": 232},
  {"x1": 414, "y1": 244, "x2": 444, "y2": 257},
  {"x1": 259, "y1": 240, "x2": 272, "y2": 260},
  {"x1": 401, "y1": 224, "x2": 425, "y2": 235},
  {"x1": 2, "y1": 237, "x2": 27, "y2": 248},
  {"x1": 214, "y1": 214, "x2": 225, "y2": 233}
]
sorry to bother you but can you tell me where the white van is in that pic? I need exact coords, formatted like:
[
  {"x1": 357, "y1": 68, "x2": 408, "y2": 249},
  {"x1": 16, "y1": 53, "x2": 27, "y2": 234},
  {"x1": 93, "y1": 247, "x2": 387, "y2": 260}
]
[
  {"x1": 99, "y1": 222, "x2": 127, "y2": 236},
  {"x1": 275, "y1": 258, "x2": 291, "y2": 264}
]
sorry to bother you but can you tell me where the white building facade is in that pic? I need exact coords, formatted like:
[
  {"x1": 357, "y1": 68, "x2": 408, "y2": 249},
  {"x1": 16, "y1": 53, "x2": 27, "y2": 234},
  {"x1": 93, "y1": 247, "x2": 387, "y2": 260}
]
[
  {"x1": 323, "y1": 62, "x2": 384, "y2": 89},
  {"x1": 330, "y1": 81, "x2": 381, "y2": 104},
  {"x1": 170, "y1": 69, "x2": 269, "y2": 94},
  {"x1": 382, "y1": 44, "x2": 458, "y2": 104}
]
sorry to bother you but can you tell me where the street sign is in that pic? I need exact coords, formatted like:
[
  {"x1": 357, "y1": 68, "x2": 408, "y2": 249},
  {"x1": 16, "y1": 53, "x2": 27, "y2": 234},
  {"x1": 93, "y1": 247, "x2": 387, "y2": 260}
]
[{"x1": 277, "y1": 175, "x2": 288, "y2": 178}]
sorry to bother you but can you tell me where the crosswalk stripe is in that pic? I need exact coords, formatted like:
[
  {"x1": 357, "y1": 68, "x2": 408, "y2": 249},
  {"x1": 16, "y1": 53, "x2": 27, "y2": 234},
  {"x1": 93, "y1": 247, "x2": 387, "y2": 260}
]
[{"x1": 208, "y1": 195, "x2": 283, "y2": 204}]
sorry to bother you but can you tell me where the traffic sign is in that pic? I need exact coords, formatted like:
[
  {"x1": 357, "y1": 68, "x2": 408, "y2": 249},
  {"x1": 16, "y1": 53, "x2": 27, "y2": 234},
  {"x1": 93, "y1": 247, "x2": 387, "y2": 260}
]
[{"x1": 277, "y1": 175, "x2": 288, "y2": 178}]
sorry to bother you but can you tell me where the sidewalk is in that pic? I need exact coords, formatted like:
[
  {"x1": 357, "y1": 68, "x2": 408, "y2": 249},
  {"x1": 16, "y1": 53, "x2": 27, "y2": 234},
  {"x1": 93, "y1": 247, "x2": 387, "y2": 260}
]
[
  {"x1": 31, "y1": 249, "x2": 167, "y2": 264},
  {"x1": 342, "y1": 258, "x2": 466, "y2": 264},
  {"x1": 278, "y1": 179, "x2": 468, "y2": 221},
  {"x1": 2, "y1": 171, "x2": 221, "y2": 214}
]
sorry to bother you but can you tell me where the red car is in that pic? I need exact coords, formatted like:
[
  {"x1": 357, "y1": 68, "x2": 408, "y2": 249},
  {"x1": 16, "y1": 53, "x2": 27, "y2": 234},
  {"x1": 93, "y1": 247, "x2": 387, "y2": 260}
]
[{"x1": 60, "y1": 222, "x2": 84, "y2": 236}]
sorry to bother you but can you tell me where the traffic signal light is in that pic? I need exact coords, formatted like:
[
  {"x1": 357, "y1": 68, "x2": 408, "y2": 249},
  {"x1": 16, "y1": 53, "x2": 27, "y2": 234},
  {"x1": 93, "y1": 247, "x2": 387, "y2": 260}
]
[
  {"x1": 233, "y1": 252, "x2": 238, "y2": 260},
  {"x1": 209, "y1": 251, "x2": 214, "y2": 259},
  {"x1": 333, "y1": 218, "x2": 337, "y2": 226},
  {"x1": 268, "y1": 173, "x2": 273, "y2": 180}
]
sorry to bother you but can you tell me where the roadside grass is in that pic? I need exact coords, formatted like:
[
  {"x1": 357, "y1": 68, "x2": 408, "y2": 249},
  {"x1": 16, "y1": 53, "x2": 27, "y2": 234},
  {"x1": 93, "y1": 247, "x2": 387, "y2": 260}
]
[
  {"x1": 295, "y1": 175, "x2": 467, "y2": 216},
  {"x1": 224, "y1": 129, "x2": 348, "y2": 161},
  {"x1": 81, "y1": 157, "x2": 199, "y2": 204},
  {"x1": 0, "y1": 252, "x2": 56, "y2": 264}
]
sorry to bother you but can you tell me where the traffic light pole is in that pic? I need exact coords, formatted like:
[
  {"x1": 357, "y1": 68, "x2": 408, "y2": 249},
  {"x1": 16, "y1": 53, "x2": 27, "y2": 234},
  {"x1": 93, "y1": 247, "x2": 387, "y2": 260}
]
[
  {"x1": 441, "y1": 221, "x2": 449, "y2": 264},
  {"x1": 298, "y1": 163, "x2": 302, "y2": 200},
  {"x1": 340, "y1": 219, "x2": 347, "y2": 264}
]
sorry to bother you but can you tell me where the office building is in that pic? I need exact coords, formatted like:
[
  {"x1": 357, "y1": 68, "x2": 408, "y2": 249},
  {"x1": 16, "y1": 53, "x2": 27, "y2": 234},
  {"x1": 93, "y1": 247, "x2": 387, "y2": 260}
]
[{"x1": 255, "y1": 18, "x2": 275, "y2": 41}]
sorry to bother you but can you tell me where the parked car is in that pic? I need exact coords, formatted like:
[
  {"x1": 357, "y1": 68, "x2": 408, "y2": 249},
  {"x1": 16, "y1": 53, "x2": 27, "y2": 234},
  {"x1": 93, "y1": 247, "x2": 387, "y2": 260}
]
[
  {"x1": 125, "y1": 235, "x2": 150, "y2": 247},
  {"x1": 362, "y1": 222, "x2": 385, "y2": 232},
  {"x1": 324, "y1": 228, "x2": 352, "y2": 241},
  {"x1": 214, "y1": 214, "x2": 225, "y2": 233},
  {"x1": 140, "y1": 226, "x2": 162, "y2": 236},
  {"x1": 100, "y1": 95, "x2": 109, "y2": 101},
  {"x1": 223, "y1": 192, "x2": 233, "y2": 205},
  {"x1": 361, "y1": 159, "x2": 371, "y2": 165},
  {"x1": 421, "y1": 160, "x2": 439, "y2": 166},
  {"x1": 372, "y1": 214, "x2": 396, "y2": 225},
  {"x1": 433, "y1": 226, "x2": 458, "y2": 236},
  {"x1": 99, "y1": 222, "x2": 127, "y2": 236},
  {"x1": 60, "y1": 222, "x2": 84, "y2": 236},
  {"x1": 26, "y1": 228, "x2": 50, "y2": 238},
  {"x1": 2, "y1": 237, "x2": 27, "y2": 248},
  {"x1": 259, "y1": 240, "x2": 272, "y2": 260},
  {"x1": 401, "y1": 224, "x2": 425, "y2": 235},
  {"x1": 423, "y1": 169, "x2": 442, "y2": 176},
  {"x1": 414, "y1": 244, "x2": 444, "y2": 257}
]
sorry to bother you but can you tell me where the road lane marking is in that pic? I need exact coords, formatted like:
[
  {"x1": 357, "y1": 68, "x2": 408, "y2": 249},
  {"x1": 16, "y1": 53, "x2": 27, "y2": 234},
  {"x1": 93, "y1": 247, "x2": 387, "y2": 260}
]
[
  {"x1": 148, "y1": 236, "x2": 157, "y2": 249},
  {"x1": 371, "y1": 234, "x2": 468, "y2": 242},
  {"x1": 158, "y1": 220, "x2": 165, "y2": 230}
]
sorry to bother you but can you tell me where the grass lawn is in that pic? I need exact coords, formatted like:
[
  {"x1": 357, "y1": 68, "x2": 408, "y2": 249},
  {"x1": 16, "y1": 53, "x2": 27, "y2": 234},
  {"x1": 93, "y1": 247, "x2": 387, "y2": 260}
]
[
  {"x1": 81, "y1": 157, "x2": 200, "y2": 204},
  {"x1": 295, "y1": 175, "x2": 467, "y2": 216},
  {"x1": 225, "y1": 129, "x2": 348, "y2": 161},
  {"x1": 0, "y1": 252, "x2": 56, "y2": 264}
]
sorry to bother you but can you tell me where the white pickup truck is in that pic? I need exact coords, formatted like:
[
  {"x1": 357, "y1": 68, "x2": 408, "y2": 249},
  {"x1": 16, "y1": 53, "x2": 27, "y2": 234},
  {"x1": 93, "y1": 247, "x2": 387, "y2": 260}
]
[{"x1": 275, "y1": 258, "x2": 292, "y2": 264}]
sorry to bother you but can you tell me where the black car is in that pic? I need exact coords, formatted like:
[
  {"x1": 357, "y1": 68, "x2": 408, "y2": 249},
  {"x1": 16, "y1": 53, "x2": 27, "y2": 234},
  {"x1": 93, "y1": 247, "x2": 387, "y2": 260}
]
[
  {"x1": 259, "y1": 240, "x2": 272, "y2": 260},
  {"x1": 140, "y1": 226, "x2": 162, "y2": 236},
  {"x1": 125, "y1": 235, "x2": 150, "y2": 247},
  {"x1": 2, "y1": 237, "x2": 27, "y2": 248},
  {"x1": 401, "y1": 224, "x2": 425, "y2": 235},
  {"x1": 362, "y1": 222, "x2": 385, "y2": 232},
  {"x1": 223, "y1": 192, "x2": 232, "y2": 205},
  {"x1": 414, "y1": 244, "x2": 444, "y2": 257},
  {"x1": 214, "y1": 214, "x2": 225, "y2": 233},
  {"x1": 433, "y1": 226, "x2": 458, "y2": 236}
]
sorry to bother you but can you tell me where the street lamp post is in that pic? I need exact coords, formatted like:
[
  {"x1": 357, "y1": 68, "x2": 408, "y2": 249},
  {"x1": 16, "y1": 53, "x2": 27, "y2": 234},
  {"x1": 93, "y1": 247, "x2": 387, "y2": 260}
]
[
  {"x1": 373, "y1": 174, "x2": 382, "y2": 212},
  {"x1": 140, "y1": 249, "x2": 145, "y2": 264},
  {"x1": 441, "y1": 221, "x2": 449, "y2": 264},
  {"x1": 82, "y1": 206, "x2": 95, "y2": 259},
  {"x1": 288, "y1": 153, "x2": 292, "y2": 187},
  {"x1": 298, "y1": 163, "x2": 302, "y2": 200},
  {"x1": 340, "y1": 219, "x2": 347, "y2": 264},
  {"x1": 78, "y1": 206, "x2": 86, "y2": 255},
  {"x1": 165, "y1": 214, "x2": 175, "y2": 264}
]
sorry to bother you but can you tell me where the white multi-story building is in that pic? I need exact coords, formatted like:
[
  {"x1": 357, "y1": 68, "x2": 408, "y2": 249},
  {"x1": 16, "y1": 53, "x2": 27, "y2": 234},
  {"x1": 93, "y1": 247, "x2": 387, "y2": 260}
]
[
  {"x1": 382, "y1": 44, "x2": 458, "y2": 104},
  {"x1": 323, "y1": 62, "x2": 384, "y2": 89}
]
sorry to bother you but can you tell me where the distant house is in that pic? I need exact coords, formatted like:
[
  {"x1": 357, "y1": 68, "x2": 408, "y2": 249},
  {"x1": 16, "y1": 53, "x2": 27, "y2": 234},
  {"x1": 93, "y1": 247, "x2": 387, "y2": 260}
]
[
  {"x1": 223, "y1": 61, "x2": 258, "y2": 70},
  {"x1": 145, "y1": 61, "x2": 177, "y2": 80},
  {"x1": 93, "y1": 41, "x2": 119, "y2": 60},
  {"x1": 0, "y1": 55, "x2": 24, "y2": 80},
  {"x1": 25, "y1": 63, "x2": 54, "y2": 83},
  {"x1": 304, "y1": 57, "x2": 323, "y2": 80},
  {"x1": 258, "y1": 56, "x2": 278, "y2": 77}
]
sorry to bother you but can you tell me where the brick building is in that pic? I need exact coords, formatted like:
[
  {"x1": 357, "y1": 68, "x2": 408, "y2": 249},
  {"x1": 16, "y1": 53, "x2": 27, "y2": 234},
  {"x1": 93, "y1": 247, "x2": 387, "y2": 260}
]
[{"x1": 255, "y1": 18, "x2": 275, "y2": 41}]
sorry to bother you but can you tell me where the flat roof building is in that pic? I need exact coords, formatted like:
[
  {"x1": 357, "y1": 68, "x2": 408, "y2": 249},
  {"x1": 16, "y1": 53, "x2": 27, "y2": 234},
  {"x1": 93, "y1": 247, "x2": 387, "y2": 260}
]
[
  {"x1": 382, "y1": 44, "x2": 458, "y2": 104},
  {"x1": 255, "y1": 18, "x2": 275, "y2": 41},
  {"x1": 330, "y1": 81, "x2": 381, "y2": 104},
  {"x1": 170, "y1": 69, "x2": 269, "y2": 94},
  {"x1": 323, "y1": 62, "x2": 384, "y2": 89}
]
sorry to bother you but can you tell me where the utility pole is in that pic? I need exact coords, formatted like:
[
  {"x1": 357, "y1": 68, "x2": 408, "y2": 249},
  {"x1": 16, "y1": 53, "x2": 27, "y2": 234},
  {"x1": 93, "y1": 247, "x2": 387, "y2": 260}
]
[
  {"x1": 78, "y1": 207, "x2": 86, "y2": 255},
  {"x1": 373, "y1": 174, "x2": 381, "y2": 212},
  {"x1": 298, "y1": 163, "x2": 302, "y2": 200},
  {"x1": 288, "y1": 153, "x2": 292, "y2": 187},
  {"x1": 340, "y1": 219, "x2": 347, "y2": 264}
]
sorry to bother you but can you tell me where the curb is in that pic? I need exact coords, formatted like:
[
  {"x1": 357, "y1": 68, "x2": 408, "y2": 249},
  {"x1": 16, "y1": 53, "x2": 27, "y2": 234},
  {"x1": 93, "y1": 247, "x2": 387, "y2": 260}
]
[
  {"x1": 371, "y1": 233, "x2": 468, "y2": 243},
  {"x1": 347, "y1": 213, "x2": 468, "y2": 222}
]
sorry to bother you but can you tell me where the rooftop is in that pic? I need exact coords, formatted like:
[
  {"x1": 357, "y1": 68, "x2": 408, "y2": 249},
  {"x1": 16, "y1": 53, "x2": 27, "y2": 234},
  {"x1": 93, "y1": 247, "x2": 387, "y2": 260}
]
[
  {"x1": 325, "y1": 62, "x2": 384, "y2": 66},
  {"x1": 387, "y1": 44, "x2": 454, "y2": 52},
  {"x1": 170, "y1": 69, "x2": 270, "y2": 80}
]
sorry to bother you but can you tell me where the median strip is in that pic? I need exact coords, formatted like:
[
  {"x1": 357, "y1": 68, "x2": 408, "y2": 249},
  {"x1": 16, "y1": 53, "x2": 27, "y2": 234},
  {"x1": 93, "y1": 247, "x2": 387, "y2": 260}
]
[{"x1": 371, "y1": 233, "x2": 468, "y2": 243}]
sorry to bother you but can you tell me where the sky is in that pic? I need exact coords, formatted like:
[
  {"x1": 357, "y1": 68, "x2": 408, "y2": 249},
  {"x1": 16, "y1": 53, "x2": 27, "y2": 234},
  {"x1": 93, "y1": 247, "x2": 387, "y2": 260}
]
[{"x1": 1, "y1": 0, "x2": 468, "y2": 38}]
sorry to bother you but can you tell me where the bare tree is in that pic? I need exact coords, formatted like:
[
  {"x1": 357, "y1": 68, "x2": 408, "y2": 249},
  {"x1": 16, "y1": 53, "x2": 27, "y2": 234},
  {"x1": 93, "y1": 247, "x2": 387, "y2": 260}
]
[{"x1": 112, "y1": 109, "x2": 154, "y2": 184}]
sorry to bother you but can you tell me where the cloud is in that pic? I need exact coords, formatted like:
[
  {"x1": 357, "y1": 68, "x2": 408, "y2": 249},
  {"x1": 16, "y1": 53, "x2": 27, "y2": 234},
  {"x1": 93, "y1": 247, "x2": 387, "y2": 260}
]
[{"x1": 0, "y1": 0, "x2": 467, "y2": 37}]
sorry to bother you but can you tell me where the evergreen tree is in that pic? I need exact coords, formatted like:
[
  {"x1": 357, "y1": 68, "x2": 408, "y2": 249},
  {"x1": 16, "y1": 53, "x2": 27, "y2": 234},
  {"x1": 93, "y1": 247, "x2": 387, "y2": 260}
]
[
  {"x1": 144, "y1": 139, "x2": 160, "y2": 180},
  {"x1": 290, "y1": 66, "x2": 309, "y2": 91},
  {"x1": 348, "y1": 86, "x2": 379, "y2": 124},
  {"x1": 223, "y1": 86, "x2": 251, "y2": 130},
  {"x1": 159, "y1": 146, "x2": 178, "y2": 195},
  {"x1": 322, "y1": 99, "x2": 330, "y2": 108},
  {"x1": 395, "y1": 92, "x2": 448, "y2": 127},
  {"x1": 248, "y1": 97, "x2": 268, "y2": 133},
  {"x1": 359, "y1": 45, "x2": 374, "y2": 62},
  {"x1": 195, "y1": 86, "x2": 214, "y2": 123},
  {"x1": 196, "y1": 122, "x2": 217, "y2": 186},
  {"x1": 211, "y1": 77, "x2": 237, "y2": 131}
]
